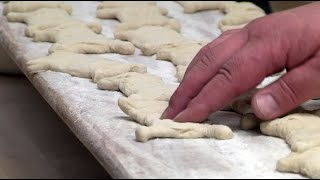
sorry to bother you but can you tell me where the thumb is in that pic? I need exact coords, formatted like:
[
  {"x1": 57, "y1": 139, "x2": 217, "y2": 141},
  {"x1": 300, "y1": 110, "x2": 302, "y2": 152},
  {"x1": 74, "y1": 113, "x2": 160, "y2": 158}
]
[{"x1": 252, "y1": 56, "x2": 320, "y2": 120}]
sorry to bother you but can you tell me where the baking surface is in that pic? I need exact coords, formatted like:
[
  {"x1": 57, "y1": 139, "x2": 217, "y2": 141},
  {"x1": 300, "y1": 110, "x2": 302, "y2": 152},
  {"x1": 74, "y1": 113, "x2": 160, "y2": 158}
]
[{"x1": 0, "y1": 1, "x2": 315, "y2": 178}]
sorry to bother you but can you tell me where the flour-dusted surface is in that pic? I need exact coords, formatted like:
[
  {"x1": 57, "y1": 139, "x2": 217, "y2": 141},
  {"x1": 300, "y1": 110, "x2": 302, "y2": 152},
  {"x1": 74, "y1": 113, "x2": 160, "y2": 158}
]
[{"x1": 0, "y1": 1, "x2": 313, "y2": 178}]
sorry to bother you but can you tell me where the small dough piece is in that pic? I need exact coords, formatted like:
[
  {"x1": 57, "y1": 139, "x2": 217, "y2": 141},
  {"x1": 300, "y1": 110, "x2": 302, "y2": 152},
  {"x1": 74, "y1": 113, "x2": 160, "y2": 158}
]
[
  {"x1": 98, "y1": 72, "x2": 176, "y2": 101},
  {"x1": 240, "y1": 113, "x2": 260, "y2": 130},
  {"x1": 27, "y1": 51, "x2": 146, "y2": 82},
  {"x1": 118, "y1": 96, "x2": 233, "y2": 142},
  {"x1": 177, "y1": 1, "x2": 235, "y2": 13},
  {"x1": 261, "y1": 113, "x2": 320, "y2": 153},
  {"x1": 277, "y1": 147, "x2": 320, "y2": 179},
  {"x1": 97, "y1": 5, "x2": 180, "y2": 32},
  {"x1": 97, "y1": 1, "x2": 156, "y2": 10},
  {"x1": 6, "y1": 8, "x2": 102, "y2": 36},
  {"x1": 31, "y1": 22, "x2": 135, "y2": 55},
  {"x1": 176, "y1": 65, "x2": 187, "y2": 82},
  {"x1": 3, "y1": 1, "x2": 72, "y2": 15},
  {"x1": 114, "y1": 26, "x2": 187, "y2": 56},
  {"x1": 156, "y1": 41, "x2": 208, "y2": 66}
]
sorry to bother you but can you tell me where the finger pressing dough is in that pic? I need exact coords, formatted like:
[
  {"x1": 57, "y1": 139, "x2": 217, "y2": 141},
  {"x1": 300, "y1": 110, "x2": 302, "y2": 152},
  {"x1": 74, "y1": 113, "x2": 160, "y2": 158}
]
[
  {"x1": 97, "y1": 5, "x2": 180, "y2": 32},
  {"x1": 176, "y1": 1, "x2": 235, "y2": 13},
  {"x1": 97, "y1": 72, "x2": 176, "y2": 101},
  {"x1": 6, "y1": 8, "x2": 102, "y2": 37},
  {"x1": 31, "y1": 22, "x2": 135, "y2": 55},
  {"x1": 114, "y1": 26, "x2": 187, "y2": 56},
  {"x1": 27, "y1": 51, "x2": 146, "y2": 82},
  {"x1": 118, "y1": 96, "x2": 233, "y2": 142},
  {"x1": 97, "y1": 1, "x2": 156, "y2": 10},
  {"x1": 3, "y1": 1, "x2": 72, "y2": 15},
  {"x1": 277, "y1": 147, "x2": 320, "y2": 179},
  {"x1": 261, "y1": 113, "x2": 320, "y2": 153}
]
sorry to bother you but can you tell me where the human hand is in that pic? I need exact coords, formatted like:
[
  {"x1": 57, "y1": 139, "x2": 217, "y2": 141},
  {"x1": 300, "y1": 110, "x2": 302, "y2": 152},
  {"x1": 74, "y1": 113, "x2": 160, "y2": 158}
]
[{"x1": 162, "y1": 2, "x2": 320, "y2": 122}]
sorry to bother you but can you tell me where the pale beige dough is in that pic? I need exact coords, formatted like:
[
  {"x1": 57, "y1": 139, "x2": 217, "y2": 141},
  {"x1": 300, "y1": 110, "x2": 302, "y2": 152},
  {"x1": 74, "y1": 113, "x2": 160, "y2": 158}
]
[
  {"x1": 118, "y1": 96, "x2": 233, "y2": 142},
  {"x1": 261, "y1": 113, "x2": 320, "y2": 153},
  {"x1": 277, "y1": 147, "x2": 320, "y2": 179},
  {"x1": 6, "y1": 8, "x2": 102, "y2": 37},
  {"x1": 27, "y1": 51, "x2": 146, "y2": 82},
  {"x1": 97, "y1": 5, "x2": 180, "y2": 32},
  {"x1": 97, "y1": 72, "x2": 176, "y2": 101},
  {"x1": 176, "y1": 1, "x2": 236, "y2": 13},
  {"x1": 176, "y1": 1, "x2": 265, "y2": 32},
  {"x1": 219, "y1": 2, "x2": 265, "y2": 32},
  {"x1": 97, "y1": 1, "x2": 156, "y2": 10},
  {"x1": 114, "y1": 26, "x2": 188, "y2": 56},
  {"x1": 176, "y1": 65, "x2": 187, "y2": 82},
  {"x1": 31, "y1": 22, "x2": 135, "y2": 55},
  {"x1": 156, "y1": 41, "x2": 208, "y2": 66},
  {"x1": 3, "y1": 1, "x2": 72, "y2": 15}
]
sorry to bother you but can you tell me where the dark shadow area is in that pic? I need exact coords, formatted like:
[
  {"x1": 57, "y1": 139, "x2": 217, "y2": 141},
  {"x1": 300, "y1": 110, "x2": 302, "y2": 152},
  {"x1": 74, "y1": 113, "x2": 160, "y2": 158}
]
[{"x1": 0, "y1": 75, "x2": 111, "y2": 178}]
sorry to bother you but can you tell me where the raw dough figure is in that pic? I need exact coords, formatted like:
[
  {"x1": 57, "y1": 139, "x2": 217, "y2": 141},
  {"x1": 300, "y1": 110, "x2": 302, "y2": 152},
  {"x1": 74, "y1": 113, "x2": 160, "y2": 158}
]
[
  {"x1": 114, "y1": 26, "x2": 187, "y2": 56},
  {"x1": 6, "y1": 8, "x2": 102, "y2": 37},
  {"x1": 31, "y1": 22, "x2": 135, "y2": 55},
  {"x1": 97, "y1": 5, "x2": 180, "y2": 32},
  {"x1": 261, "y1": 113, "x2": 320, "y2": 153},
  {"x1": 97, "y1": 1, "x2": 156, "y2": 10},
  {"x1": 176, "y1": 1, "x2": 235, "y2": 13},
  {"x1": 3, "y1": 1, "x2": 72, "y2": 15},
  {"x1": 97, "y1": 72, "x2": 176, "y2": 101},
  {"x1": 27, "y1": 51, "x2": 146, "y2": 82},
  {"x1": 277, "y1": 147, "x2": 320, "y2": 179},
  {"x1": 118, "y1": 96, "x2": 233, "y2": 142}
]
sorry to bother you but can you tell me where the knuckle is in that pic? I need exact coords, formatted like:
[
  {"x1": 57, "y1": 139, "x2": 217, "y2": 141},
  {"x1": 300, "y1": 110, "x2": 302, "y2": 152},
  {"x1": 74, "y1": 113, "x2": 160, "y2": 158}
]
[{"x1": 195, "y1": 46, "x2": 219, "y2": 72}]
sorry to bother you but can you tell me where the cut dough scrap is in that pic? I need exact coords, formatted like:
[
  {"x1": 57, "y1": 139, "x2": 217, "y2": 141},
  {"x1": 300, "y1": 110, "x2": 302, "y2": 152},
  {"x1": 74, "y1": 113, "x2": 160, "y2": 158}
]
[
  {"x1": 277, "y1": 147, "x2": 320, "y2": 179},
  {"x1": 31, "y1": 22, "x2": 135, "y2": 55},
  {"x1": 176, "y1": 65, "x2": 187, "y2": 82},
  {"x1": 3, "y1": 1, "x2": 72, "y2": 15},
  {"x1": 6, "y1": 8, "x2": 102, "y2": 36},
  {"x1": 118, "y1": 96, "x2": 233, "y2": 142},
  {"x1": 27, "y1": 51, "x2": 146, "y2": 82},
  {"x1": 156, "y1": 41, "x2": 208, "y2": 66},
  {"x1": 176, "y1": 1, "x2": 236, "y2": 13},
  {"x1": 97, "y1": 72, "x2": 177, "y2": 101},
  {"x1": 114, "y1": 26, "x2": 188, "y2": 56},
  {"x1": 97, "y1": 6, "x2": 180, "y2": 32},
  {"x1": 97, "y1": 1, "x2": 156, "y2": 10},
  {"x1": 261, "y1": 113, "x2": 320, "y2": 153}
]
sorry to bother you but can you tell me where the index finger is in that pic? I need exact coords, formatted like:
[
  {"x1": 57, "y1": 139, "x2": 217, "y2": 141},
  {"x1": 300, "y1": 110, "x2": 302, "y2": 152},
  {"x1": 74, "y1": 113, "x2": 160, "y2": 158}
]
[{"x1": 161, "y1": 29, "x2": 248, "y2": 120}]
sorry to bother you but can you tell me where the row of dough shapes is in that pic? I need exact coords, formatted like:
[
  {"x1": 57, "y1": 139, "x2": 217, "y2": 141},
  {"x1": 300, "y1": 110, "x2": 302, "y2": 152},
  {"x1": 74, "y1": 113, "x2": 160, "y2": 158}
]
[
  {"x1": 3, "y1": 1, "x2": 72, "y2": 15},
  {"x1": 30, "y1": 21, "x2": 135, "y2": 55},
  {"x1": 177, "y1": 1, "x2": 265, "y2": 32},
  {"x1": 27, "y1": 51, "x2": 147, "y2": 83},
  {"x1": 96, "y1": 4, "x2": 181, "y2": 32}
]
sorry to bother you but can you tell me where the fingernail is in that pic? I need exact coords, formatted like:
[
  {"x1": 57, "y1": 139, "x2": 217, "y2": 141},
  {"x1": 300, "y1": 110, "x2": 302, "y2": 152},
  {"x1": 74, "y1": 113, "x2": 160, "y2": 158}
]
[{"x1": 256, "y1": 94, "x2": 279, "y2": 119}]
